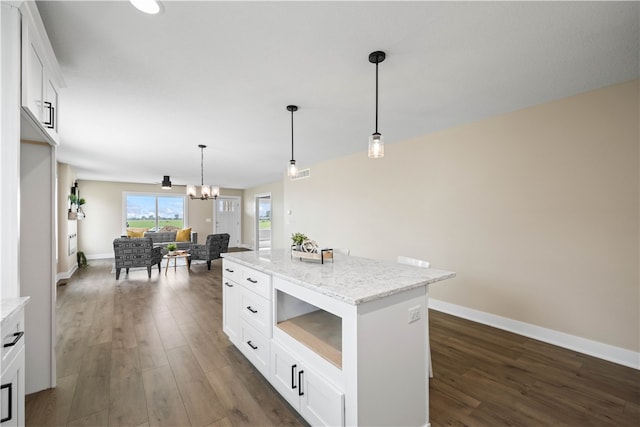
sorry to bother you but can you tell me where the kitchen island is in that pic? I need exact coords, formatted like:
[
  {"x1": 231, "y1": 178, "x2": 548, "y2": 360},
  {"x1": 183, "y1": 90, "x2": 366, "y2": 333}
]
[{"x1": 222, "y1": 249, "x2": 455, "y2": 427}]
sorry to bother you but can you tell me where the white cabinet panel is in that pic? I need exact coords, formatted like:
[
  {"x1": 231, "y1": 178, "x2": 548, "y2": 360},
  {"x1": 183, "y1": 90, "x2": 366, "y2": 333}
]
[
  {"x1": 222, "y1": 277, "x2": 240, "y2": 345},
  {"x1": 239, "y1": 286, "x2": 271, "y2": 337}
]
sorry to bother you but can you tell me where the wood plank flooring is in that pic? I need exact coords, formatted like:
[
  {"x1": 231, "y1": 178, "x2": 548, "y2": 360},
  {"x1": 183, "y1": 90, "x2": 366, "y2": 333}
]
[{"x1": 26, "y1": 258, "x2": 638, "y2": 426}]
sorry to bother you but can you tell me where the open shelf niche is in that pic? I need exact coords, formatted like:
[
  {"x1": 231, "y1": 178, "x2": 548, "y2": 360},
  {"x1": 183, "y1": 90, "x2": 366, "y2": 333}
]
[{"x1": 276, "y1": 290, "x2": 342, "y2": 369}]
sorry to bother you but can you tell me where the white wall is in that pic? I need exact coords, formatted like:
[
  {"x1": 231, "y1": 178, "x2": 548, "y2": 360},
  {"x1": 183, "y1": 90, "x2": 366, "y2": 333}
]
[
  {"x1": 77, "y1": 180, "x2": 244, "y2": 258},
  {"x1": 20, "y1": 140, "x2": 56, "y2": 393},
  {"x1": 56, "y1": 163, "x2": 78, "y2": 280},
  {"x1": 252, "y1": 81, "x2": 639, "y2": 357}
]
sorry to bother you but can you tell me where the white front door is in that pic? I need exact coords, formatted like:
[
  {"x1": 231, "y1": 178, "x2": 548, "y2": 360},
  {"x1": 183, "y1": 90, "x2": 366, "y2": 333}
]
[{"x1": 214, "y1": 197, "x2": 241, "y2": 247}]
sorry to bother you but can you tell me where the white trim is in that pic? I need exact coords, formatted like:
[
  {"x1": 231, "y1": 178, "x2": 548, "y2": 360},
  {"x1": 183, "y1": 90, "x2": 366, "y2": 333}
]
[
  {"x1": 87, "y1": 253, "x2": 113, "y2": 260},
  {"x1": 429, "y1": 298, "x2": 640, "y2": 370},
  {"x1": 56, "y1": 263, "x2": 77, "y2": 283}
]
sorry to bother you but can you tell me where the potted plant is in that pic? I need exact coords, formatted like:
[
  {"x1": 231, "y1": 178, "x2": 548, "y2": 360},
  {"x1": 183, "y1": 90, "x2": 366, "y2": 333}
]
[
  {"x1": 68, "y1": 194, "x2": 78, "y2": 219},
  {"x1": 166, "y1": 243, "x2": 177, "y2": 255},
  {"x1": 77, "y1": 197, "x2": 87, "y2": 219},
  {"x1": 291, "y1": 232, "x2": 307, "y2": 250}
]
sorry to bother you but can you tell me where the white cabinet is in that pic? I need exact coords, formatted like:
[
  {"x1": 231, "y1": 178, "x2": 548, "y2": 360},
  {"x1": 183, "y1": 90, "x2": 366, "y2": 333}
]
[
  {"x1": 271, "y1": 341, "x2": 344, "y2": 427},
  {"x1": 20, "y1": 1, "x2": 64, "y2": 145},
  {"x1": 222, "y1": 259, "x2": 272, "y2": 378},
  {"x1": 1, "y1": 300, "x2": 28, "y2": 427},
  {"x1": 222, "y1": 262, "x2": 241, "y2": 345}
]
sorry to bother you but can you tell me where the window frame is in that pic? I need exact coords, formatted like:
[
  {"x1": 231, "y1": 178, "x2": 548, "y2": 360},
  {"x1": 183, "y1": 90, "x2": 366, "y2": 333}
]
[{"x1": 122, "y1": 191, "x2": 188, "y2": 234}]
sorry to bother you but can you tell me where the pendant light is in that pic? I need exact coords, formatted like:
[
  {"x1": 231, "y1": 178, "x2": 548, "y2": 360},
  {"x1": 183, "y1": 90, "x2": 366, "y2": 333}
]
[
  {"x1": 187, "y1": 145, "x2": 219, "y2": 200},
  {"x1": 368, "y1": 51, "x2": 386, "y2": 158},
  {"x1": 287, "y1": 105, "x2": 298, "y2": 177},
  {"x1": 161, "y1": 175, "x2": 172, "y2": 190}
]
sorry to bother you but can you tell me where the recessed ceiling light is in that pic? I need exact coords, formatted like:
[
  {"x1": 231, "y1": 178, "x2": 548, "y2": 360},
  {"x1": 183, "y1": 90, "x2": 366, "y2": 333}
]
[{"x1": 130, "y1": 0, "x2": 162, "y2": 15}]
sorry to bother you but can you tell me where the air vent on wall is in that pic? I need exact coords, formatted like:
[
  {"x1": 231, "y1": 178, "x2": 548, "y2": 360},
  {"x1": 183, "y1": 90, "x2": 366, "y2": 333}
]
[{"x1": 291, "y1": 168, "x2": 310, "y2": 180}]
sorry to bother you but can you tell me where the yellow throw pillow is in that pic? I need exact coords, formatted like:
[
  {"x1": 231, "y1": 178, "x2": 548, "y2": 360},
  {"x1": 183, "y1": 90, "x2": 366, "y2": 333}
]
[
  {"x1": 176, "y1": 228, "x2": 191, "y2": 242},
  {"x1": 127, "y1": 229, "x2": 145, "y2": 238}
]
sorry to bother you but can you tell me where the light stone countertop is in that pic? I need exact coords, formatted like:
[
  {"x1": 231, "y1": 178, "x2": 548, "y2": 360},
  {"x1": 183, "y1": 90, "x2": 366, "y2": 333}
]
[
  {"x1": 222, "y1": 249, "x2": 455, "y2": 305},
  {"x1": 1, "y1": 297, "x2": 30, "y2": 325}
]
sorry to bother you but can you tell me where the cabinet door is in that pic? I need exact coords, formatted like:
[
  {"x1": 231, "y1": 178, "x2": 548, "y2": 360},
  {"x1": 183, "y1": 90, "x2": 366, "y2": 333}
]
[
  {"x1": 0, "y1": 346, "x2": 25, "y2": 427},
  {"x1": 299, "y1": 364, "x2": 344, "y2": 427},
  {"x1": 44, "y1": 77, "x2": 59, "y2": 137},
  {"x1": 270, "y1": 341, "x2": 301, "y2": 410},
  {"x1": 222, "y1": 278, "x2": 240, "y2": 344},
  {"x1": 22, "y1": 32, "x2": 44, "y2": 124}
]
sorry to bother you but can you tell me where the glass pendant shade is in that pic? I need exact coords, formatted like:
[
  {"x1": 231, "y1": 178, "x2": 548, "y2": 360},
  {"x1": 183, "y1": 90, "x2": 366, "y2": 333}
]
[
  {"x1": 211, "y1": 186, "x2": 220, "y2": 198},
  {"x1": 287, "y1": 160, "x2": 297, "y2": 177},
  {"x1": 201, "y1": 185, "x2": 211, "y2": 198},
  {"x1": 368, "y1": 133, "x2": 384, "y2": 158},
  {"x1": 186, "y1": 185, "x2": 196, "y2": 197}
]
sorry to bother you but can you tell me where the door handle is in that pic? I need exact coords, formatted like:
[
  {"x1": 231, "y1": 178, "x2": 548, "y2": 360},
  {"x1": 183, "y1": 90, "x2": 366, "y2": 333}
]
[
  {"x1": 246, "y1": 278, "x2": 258, "y2": 284},
  {"x1": 224, "y1": 282, "x2": 233, "y2": 287},
  {"x1": 298, "y1": 370, "x2": 304, "y2": 396},
  {"x1": 246, "y1": 306, "x2": 257, "y2": 314},
  {"x1": 247, "y1": 340, "x2": 258, "y2": 350},
  {"x1": 291, "y1": 364, "x2": 297, "y2": 389}
]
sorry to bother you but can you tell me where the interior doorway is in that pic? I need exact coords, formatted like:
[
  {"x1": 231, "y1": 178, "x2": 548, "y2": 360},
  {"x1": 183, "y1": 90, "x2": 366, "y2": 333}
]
[
  {"x1": 214, "y1": 196, "x2": 241, "y2": 248},
  {"x1": 255, "y1": 193, "x2": 271, "y2": 250}
]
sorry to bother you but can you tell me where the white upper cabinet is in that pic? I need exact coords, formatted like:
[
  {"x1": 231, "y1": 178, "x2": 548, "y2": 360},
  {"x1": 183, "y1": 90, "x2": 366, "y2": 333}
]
[{"x1": 20, "y1": 1, "x2": 64, "y2": 146}]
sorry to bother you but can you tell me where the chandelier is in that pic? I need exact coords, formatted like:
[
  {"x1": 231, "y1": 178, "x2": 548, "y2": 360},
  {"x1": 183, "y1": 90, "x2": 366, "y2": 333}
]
[{"x1": 187, "y1": 144, "x2": 219, "y2": 200}]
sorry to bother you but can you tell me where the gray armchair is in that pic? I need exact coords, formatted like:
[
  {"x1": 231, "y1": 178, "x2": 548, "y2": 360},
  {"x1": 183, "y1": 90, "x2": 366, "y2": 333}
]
[
  {"x1": 113, "y1": 237, "x2": 163, "y2": 280},
  {"x1": 190, "y1": 233, "x2": 230, "y2": 270}
]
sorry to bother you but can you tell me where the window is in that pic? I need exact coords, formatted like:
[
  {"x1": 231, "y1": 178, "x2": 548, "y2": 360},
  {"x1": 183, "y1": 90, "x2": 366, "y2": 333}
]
[{"x1": 124, "y1": 193, "x2": 186, "y2": 231}]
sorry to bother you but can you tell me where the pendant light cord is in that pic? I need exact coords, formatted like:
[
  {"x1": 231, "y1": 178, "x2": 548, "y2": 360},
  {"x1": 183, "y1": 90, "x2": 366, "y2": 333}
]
[
  {"x1": 200, "y1": 145, "x2": 204, "y2": 186},
  {"x1": 290, "y1": 109, "x2": 295, "y2": 161},
  {"x1": 375, "y1": 61, "x2": 379, "y2": 134}
]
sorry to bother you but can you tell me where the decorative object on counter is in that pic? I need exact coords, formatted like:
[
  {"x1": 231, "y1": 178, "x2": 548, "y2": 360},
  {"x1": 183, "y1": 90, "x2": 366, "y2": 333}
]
[
  {"x1": 166, "y1": 242, "x2": 177, "y2": 255},
  {"x1": 368, "y1": 50, "x2": 386, "y2": 159},
  {"x1": 301, "y1": 239, "x2": 319, "y2": 253},
  {"x1": 187, "y1": 144, "x2": 220, "y2": 200},
  {"x1": 286, "y1": 105, "x2": 299, "y2": 177},
  {"x1": 290, "y1": 232, "x2": 308, "y2": 250}
]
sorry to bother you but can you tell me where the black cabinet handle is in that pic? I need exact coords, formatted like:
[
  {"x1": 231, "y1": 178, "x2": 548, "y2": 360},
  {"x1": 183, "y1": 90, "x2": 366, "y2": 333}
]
[
  {"x1": 246, "y1": 306, "x2": 257, "y2": 314},
  {"x1": 1, "y1": 383, "x2": 12, "y2": 423},
  {"x1": 247, "y1": 340, "x2": 258, "y2": 350},
  {"x1": 298, "y1": 370, "x2": 304, "y2": 396},
  {"x1": 44, "y1": 101, "x2": 54, "y2": 128},
  {"x1": 225, "y1": 268, "x2": 234, "y2": 273},
  {"x1": 291, "y1": 364, "x2": 297, "y2": 389},
  {"x1": 224, "y1": 282, "x2": 233, "y2": 287},
  {"x1": 3, "y1": 332, "x2": 24, "y2": 348},
  {"x1": 246, "y1": 278, "x2": 258, "y2": 284}
]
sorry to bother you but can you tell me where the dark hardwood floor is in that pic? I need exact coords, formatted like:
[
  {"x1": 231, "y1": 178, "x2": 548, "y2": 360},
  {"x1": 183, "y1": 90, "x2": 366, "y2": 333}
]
[{"x1": 25, "y1": 258, "x2": 638, "y2": 426}]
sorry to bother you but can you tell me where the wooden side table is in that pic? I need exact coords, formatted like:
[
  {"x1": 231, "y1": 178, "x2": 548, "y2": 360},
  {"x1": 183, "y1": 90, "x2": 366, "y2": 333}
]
[{"x1": 164, "y1": 252, "x2": 191, "y2": 275}]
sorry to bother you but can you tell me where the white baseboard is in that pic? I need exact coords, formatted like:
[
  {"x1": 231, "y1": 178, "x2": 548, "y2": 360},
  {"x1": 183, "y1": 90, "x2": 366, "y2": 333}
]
[
  {"x1": 87, "y1": 253, "x2": 113, "y2": 260},
  {"x1": 429, "y1": 298, "x2": 639, "y2": 370},
  {"x1": 55, "y1": 263, "x2": 77, "y2": 283}
]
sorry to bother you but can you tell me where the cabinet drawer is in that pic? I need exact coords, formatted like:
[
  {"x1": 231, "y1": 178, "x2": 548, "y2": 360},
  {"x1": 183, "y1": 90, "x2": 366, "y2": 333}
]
[
  {"x1": 1, "y1": 309, "x2": 25, "y2": 369},
  {"x1": 222, "y1": 260, "x2": 242, "y2": 283},
  {"x1": 241, "y1": 267, "x2": 271, "y2": 299},
  {"x1": 240, "y1": 287, "x2": 271, "y2": 337},
  {"x1": 239, "y1": 321, "x2": 270, "y2": 378}
]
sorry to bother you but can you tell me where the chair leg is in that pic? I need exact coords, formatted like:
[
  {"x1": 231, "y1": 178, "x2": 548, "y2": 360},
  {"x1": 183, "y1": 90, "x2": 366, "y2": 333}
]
[
  {"x1": 157, "y1": 262, "x2": 161, "y2": 272},
  {"x1": 207, "y1": 260, "x2": 211, "y2": 270},
  {"x1": 116, "y1": 268, "x2": 121, "y2": 280},
  {"x1": 126, "y1": 268, "x2": 130, "y2": 274},
  {"x1": 147, "y1": 266, "x2": 152, "y2": 278}
]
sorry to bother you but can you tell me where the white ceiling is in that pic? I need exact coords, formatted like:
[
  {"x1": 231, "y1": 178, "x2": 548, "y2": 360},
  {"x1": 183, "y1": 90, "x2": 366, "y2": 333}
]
[{"x1": 37, "y1": 1, "x2": 639, "y2": 189}]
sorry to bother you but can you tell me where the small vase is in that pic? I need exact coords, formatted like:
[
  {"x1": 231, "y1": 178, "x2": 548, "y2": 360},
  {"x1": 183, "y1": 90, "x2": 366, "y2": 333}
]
[{"x1": 168, "y1": 251, "x2": 175, "y2": 256}]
